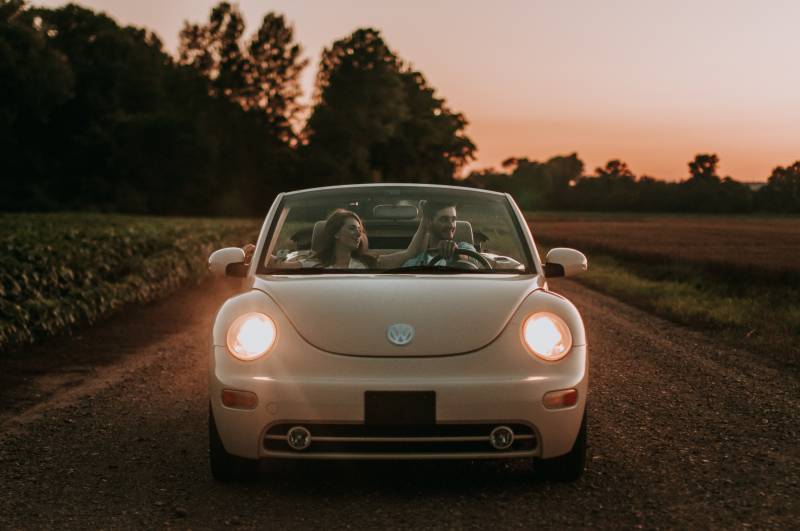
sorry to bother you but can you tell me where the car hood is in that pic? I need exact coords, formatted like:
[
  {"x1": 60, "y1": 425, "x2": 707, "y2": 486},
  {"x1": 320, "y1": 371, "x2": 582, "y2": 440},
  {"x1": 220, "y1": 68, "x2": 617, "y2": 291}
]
[{"x1": 253, "y1": 274, "x2": 540, "y2": 357}]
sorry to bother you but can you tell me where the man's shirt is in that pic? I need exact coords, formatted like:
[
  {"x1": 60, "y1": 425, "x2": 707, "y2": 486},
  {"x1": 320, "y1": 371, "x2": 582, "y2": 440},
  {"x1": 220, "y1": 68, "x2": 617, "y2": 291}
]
[{"x1": 402, "y1": 241, "x2": 477, "y2": 267}]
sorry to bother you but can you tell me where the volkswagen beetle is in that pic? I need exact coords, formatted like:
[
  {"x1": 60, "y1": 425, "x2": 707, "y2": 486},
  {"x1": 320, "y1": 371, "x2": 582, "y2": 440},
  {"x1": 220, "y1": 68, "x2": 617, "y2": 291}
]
[{"x1": 208, "y1": 184, "x2": 588, "y2": 481}]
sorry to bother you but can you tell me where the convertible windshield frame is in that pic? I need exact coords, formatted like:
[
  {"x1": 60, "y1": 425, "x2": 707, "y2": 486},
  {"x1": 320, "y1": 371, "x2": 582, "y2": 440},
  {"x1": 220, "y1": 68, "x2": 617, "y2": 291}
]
[{"x1": 255, "y1": 184, "x2": 538, "y2": 276}]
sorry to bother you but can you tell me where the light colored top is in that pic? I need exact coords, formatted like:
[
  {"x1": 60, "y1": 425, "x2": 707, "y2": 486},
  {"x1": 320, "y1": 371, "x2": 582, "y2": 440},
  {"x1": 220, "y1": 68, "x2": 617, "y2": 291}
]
[{"x1": 402, "y1": 242, "x2": 477, "y2": 267}]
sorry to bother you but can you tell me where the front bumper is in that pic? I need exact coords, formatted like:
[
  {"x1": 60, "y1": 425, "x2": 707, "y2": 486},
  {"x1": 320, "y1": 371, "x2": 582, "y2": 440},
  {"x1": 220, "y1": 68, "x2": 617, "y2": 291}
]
[{"x1": 210, "y1": 338, "x2": 587, "y2": 461}]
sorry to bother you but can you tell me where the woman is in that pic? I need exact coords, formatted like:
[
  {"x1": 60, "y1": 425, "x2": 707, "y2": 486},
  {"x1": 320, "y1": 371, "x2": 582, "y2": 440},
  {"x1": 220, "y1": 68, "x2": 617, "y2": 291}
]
[
  {"x1": 309, "y1": 209, "x2": 375, "y2": 268},
  {"x1": 308, "y1": 207, "x2": 430, "y2": 269},
  {"x1": 251, "y1": 203, "x2": 430, "y2": 270}
]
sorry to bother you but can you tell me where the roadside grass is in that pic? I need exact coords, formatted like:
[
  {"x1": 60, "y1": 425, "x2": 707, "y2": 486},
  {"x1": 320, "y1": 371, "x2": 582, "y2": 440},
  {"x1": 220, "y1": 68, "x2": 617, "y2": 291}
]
[
  {"x1": 0, "y1": 213, "x2": 260, "y2": 354},
  {"x1": 530, "y1": 212, "x2": 800, "y2": 364},
  {"x1": 576, "y1": 255, "x2": 798, "y2": 357}
]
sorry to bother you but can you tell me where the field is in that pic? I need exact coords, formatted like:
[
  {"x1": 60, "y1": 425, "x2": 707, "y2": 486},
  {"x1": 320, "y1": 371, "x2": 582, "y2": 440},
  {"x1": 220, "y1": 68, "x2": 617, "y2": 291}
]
[
  {"x1": 3, "y1": 211, "x2": 797, "y2": 362},
  {"x1": 528, "y1": 212, "x2": 800, "y2": 362},
  {"x1": 0, "y1": 213, "x2": 260, "y2": 354},
  {"x1": 529, "y1": 213, "x2": 800, "y2": 277}
]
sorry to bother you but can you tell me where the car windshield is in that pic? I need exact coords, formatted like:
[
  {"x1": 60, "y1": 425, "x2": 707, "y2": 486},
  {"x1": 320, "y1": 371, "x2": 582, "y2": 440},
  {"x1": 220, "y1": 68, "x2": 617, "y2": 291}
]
[{"x1": 256, "y1": 186, "x2": 534, "y2": 274}]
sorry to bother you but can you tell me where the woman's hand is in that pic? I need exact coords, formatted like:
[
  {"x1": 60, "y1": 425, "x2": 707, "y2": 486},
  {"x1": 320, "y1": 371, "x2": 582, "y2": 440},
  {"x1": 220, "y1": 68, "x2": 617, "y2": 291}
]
[{"x1": 242, "y1": 243, "x2": 256, "y2": 265}]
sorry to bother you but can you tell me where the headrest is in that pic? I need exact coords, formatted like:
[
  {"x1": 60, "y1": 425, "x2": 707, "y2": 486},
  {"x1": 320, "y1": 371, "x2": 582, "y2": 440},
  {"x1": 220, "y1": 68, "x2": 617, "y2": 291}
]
[
  {"x1": 454, "y1": 220, "x2": 474, "y2": 246},
  {"x1": 311, "y1": 220, "x2": 326, "y2": 253}
]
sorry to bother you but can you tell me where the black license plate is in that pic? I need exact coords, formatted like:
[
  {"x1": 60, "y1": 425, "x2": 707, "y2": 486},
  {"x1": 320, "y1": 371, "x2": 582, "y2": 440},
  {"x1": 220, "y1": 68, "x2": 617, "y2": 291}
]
[{"x1": 364, "y1": 391, "x2": 436, "y2": 426}]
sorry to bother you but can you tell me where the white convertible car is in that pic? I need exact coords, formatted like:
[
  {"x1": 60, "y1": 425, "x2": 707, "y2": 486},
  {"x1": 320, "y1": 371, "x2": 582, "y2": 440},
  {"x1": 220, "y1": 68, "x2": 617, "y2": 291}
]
[{"x1": 208, "y1": 184, "x2": 588, "y2": 481}]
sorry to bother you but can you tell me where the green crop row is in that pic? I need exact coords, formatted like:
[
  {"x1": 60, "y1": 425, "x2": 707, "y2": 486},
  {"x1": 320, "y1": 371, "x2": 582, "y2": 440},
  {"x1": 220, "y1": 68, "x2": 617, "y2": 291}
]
[{"x1": 0, "y1": 213, "x2": 260, "y2": 354}]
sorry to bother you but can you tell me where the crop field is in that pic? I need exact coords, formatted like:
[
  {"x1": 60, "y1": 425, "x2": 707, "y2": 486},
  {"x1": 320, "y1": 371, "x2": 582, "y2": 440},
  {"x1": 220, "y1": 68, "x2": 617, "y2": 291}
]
[
  {"x1": 527, "y1": 212, "x2": 800, "y2": 362},
  {"x1": 0, "y1": 213, "x2": 260, "y2": 354},
  {"x1": 528, "y1": 213, "x2": 800, "y2": 278}
]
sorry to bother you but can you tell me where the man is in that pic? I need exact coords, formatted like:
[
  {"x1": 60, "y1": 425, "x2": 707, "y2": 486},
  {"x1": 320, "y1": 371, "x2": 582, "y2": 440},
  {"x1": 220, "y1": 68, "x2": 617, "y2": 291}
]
[{"x1": 402, "y1": 200, "x2": 478, "y2": 267}]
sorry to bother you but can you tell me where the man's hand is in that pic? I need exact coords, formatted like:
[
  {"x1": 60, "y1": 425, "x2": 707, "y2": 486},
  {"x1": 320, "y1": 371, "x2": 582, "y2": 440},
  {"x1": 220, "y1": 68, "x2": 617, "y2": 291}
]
[{"x1": 434, "y1": 239, "x2": 458, "y2": 261}]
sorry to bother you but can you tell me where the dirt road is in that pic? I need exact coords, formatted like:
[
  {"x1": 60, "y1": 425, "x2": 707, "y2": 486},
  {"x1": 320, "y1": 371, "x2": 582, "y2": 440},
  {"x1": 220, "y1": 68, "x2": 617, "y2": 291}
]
[{"x1": 1, "y1": 279, "x2": 797, "y2": 529}]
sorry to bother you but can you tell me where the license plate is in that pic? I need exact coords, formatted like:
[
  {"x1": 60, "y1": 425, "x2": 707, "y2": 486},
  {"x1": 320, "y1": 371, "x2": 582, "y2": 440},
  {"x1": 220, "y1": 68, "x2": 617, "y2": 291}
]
[{"x1": 364, "y1": 391, "x2": 436, "y2": 426}]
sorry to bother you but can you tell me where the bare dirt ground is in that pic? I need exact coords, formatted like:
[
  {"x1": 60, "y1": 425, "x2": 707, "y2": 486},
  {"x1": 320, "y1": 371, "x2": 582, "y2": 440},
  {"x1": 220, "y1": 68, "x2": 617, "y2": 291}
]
[{"x1": 0, "y1": 278, "x2": 798, "y2": 529}]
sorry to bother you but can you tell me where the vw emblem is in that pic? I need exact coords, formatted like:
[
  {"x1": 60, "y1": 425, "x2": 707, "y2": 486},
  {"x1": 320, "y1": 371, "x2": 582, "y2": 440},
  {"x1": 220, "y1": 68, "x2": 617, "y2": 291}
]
[{"x1": 386, "y1": 323, "x2": 415, "y2": 346}]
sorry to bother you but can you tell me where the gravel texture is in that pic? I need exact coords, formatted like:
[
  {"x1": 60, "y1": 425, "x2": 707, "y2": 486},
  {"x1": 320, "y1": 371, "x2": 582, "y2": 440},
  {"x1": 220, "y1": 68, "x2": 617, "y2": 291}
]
[{"x1": 0, "y1": 278, "x2": 797, "y2": 529}]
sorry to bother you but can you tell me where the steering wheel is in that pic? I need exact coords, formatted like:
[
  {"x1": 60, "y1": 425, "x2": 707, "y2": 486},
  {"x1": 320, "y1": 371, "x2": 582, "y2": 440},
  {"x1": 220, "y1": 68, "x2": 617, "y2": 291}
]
[{"x1": 428, "y1": 248, "x2": 493, "y2": 270}]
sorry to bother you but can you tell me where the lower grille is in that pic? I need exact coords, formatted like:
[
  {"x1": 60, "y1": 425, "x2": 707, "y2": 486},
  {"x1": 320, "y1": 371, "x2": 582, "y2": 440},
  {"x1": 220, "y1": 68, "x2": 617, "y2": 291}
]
[{"x1": 263, "y1": 423, "x2": 537, "y2": 459}]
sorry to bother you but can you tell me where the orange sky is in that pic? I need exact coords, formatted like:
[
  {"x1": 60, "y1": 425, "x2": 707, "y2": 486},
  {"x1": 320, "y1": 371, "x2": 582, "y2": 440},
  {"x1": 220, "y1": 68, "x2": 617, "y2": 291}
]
[{"x1": 35, "y1": 0, "x2": 800, "y2": 181}]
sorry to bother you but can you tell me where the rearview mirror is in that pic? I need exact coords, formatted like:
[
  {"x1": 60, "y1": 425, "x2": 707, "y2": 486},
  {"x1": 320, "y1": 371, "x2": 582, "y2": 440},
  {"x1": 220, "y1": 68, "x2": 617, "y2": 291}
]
[
  {"x1": 544, "y1": 248, "x2": 588, "y2": 278},
  {"x1": 208, "y1": 247, "x2": 248, "y2": 277},
  {"x1": 372, "y1": 204, "x2": 418, "y2": 219}
]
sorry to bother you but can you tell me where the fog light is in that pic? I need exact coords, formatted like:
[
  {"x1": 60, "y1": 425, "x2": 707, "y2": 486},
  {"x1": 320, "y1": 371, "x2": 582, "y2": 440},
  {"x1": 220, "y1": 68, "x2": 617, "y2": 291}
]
[
  {"x1": 489, "y1": 426, "x2": 515, "y2": 450},
  {"x1": 221, "y1": 389, "x2": 258, "y2": 410},
  {"x1": 543, "y1": 388, "x2": 578, "y2": 409},
  {"x1": 287, "y1": 426, "x2": 312, "y2": 450}
]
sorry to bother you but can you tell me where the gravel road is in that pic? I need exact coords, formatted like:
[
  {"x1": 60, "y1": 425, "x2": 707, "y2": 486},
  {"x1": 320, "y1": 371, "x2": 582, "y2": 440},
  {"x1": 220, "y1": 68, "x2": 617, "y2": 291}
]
[{"x1": 1, "y1": 278, "x2": 797, "y2": 529}]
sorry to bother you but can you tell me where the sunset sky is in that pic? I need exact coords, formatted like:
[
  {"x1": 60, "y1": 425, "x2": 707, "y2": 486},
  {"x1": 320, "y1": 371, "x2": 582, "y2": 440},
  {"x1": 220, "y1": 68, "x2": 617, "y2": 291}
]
[{"x1": 35, "y1": 0, "x2": 800, "y2": 181}]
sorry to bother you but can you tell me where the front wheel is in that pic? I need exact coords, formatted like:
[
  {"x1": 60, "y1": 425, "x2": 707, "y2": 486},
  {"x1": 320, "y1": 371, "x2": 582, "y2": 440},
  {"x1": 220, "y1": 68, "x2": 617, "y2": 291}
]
[
  {"x1": 534, "y1": 408, "x2": 587, "y2": 481},
  {"x1": 209, "y1": 405, "x2": 258, "y2": 482}
]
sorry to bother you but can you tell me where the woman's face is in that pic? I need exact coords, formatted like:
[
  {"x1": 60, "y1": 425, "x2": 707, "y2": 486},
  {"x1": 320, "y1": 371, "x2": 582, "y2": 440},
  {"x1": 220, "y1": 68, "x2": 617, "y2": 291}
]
[{"x1": 335, "y1": 216, "x2": 363, "y2": 251}]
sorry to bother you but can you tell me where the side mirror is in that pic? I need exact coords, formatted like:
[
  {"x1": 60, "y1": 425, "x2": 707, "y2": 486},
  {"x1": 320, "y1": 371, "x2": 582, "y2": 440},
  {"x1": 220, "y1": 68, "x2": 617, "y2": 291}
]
[
  {"x1": 208, "y1": 247, "x2": 248, "y2": 278},
  {"x1": 543, "y1": 248, "x2": 588, "y2": 278}
]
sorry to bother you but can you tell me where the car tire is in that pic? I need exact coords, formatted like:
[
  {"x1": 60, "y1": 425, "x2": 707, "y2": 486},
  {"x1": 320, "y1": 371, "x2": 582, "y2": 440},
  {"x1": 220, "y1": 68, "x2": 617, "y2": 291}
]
[
  {"x1": 209, "y1": 405, "x2": 259, "y2": 482},
  {"x1": 534, "y1": 408, "x2": 587, "y2": 482}
]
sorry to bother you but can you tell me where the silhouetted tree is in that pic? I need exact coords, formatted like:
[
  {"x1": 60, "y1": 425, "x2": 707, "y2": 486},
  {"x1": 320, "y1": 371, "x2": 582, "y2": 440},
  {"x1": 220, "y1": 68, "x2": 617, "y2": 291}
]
[
  {"x1": 1, "y1": 1, "x2": 295, "y2": 215},
  {"x1": 180, "y1": 5, "x2": 307, "y2": 144},
  {"x1": 303, "y1": 28, "x2": 474, "y2": 185},
  {"x1": 757, "y1": 161, "x2": 800, "y2": 213},
  {"x1": 544, "y1": 154, "x2": 584, "y2": 208},
  {"x1": 571, "y1": 159, "x2": 638, "y2": 210},
  {"x1": 688, "y1": 153, "x2": 721, "y2": 184},
  {"x1": 680, "y1": 153, "x2": 751, "y2": 212},
  {"x1": 465, "y1": 154, "x2": 582, "y2": 210},
  {"x1": 0, "y1": 0, "x2": 74, "y2": 210},
  {"x1": 596, "y1": 159, "x2": 635, "y2": 182},
  {"x1": 178, "y1": 2, "x2": 246, "y2": 100},
  {"x1": 242, "y1": 13, "x2": 307, "y2": 142}
]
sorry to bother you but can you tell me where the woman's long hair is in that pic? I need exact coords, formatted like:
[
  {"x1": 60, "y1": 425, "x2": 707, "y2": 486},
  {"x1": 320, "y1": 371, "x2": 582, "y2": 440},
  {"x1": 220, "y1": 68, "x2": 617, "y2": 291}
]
[{"x1": 313, "y1": 209, "x2": 376, "y2": 267}]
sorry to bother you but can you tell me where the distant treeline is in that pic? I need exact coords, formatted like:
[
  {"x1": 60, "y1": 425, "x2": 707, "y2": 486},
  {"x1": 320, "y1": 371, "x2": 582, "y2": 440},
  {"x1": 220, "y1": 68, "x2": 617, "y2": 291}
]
[
  {"x1": 1, "y1": 1, "x2": 798, "y2": 215},
  {"x1": 465, "y1": 154, "x2": 800, "y2": 213}
]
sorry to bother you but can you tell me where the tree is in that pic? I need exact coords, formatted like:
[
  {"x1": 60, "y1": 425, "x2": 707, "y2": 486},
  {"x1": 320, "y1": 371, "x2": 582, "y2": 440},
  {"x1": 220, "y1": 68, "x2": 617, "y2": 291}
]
[
  {"x1": 179, "y1": 5, "x2": 307, "y2": 144},
  {"x1": 757, "y1": 161, "x2": 800, "y2": 213},
  {"x1": 1, "y1": 1, "x2": 294, "y2": 215},
  {"x1": 178, "y1": 2, "x2": 246, "y2": 100},
  {"x1": 242, "y1": 13, "x2": 307, "y2": 142},
  {"x1": 688, "y1": 153, "x2": 720, "y2": 184},
  {"x1": 467, "y1": 154, "x2": 583, "y2": 210},
  {"x1": 303, "y1": 28, "x2": 474, "y2": 185},
  {"x1": 0, "y1": 0, "x2": 74, "y2": 210},
  {"x1": 595, "y1": 159, "x2": 635, "y2": 183},
  {"x1": 681, "y1": 154, "x2": 752, "y2": 212},
  {"x1": 580, "y1": 159, "x2": 638, "y2": 210},
  {"x1": 544, "y1": 153, "x2": 584, "y2": 208}
]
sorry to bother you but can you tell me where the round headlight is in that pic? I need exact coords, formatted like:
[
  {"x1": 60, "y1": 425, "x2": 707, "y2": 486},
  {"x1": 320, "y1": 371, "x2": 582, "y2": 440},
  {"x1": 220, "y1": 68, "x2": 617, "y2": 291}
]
[
  {"x1": 522, "y1": 312, "x2": 572, "y2": 361},
  {"x1": 226, "y1": 312, "x2": 277, "y2": 361}
]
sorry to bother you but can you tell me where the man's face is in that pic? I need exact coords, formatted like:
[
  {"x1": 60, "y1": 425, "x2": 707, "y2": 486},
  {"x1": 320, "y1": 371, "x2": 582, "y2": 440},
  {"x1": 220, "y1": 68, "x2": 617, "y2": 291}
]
[{"x1": 431, "y1": 206, "x2": 457, "y2": 240}]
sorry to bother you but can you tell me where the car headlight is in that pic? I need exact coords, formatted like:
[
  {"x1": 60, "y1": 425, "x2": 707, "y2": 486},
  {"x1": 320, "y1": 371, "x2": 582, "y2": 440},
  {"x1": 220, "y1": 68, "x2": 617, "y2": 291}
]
[
  {"x1": 522, "y1": 312, "x2": 572, "y2": 361},
  {"x1": 226, "y1": 312, "x2": 277, "y2": 361}
]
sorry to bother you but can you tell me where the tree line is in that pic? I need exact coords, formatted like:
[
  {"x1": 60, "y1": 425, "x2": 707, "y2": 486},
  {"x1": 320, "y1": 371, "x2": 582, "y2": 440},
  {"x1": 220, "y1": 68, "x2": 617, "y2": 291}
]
[
  {"x1": 1, "y1": 1, "x2": 797, "y2": 215},
  {"x1": 466, "y1": 154, "x2": 800, "y2": 213}
]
